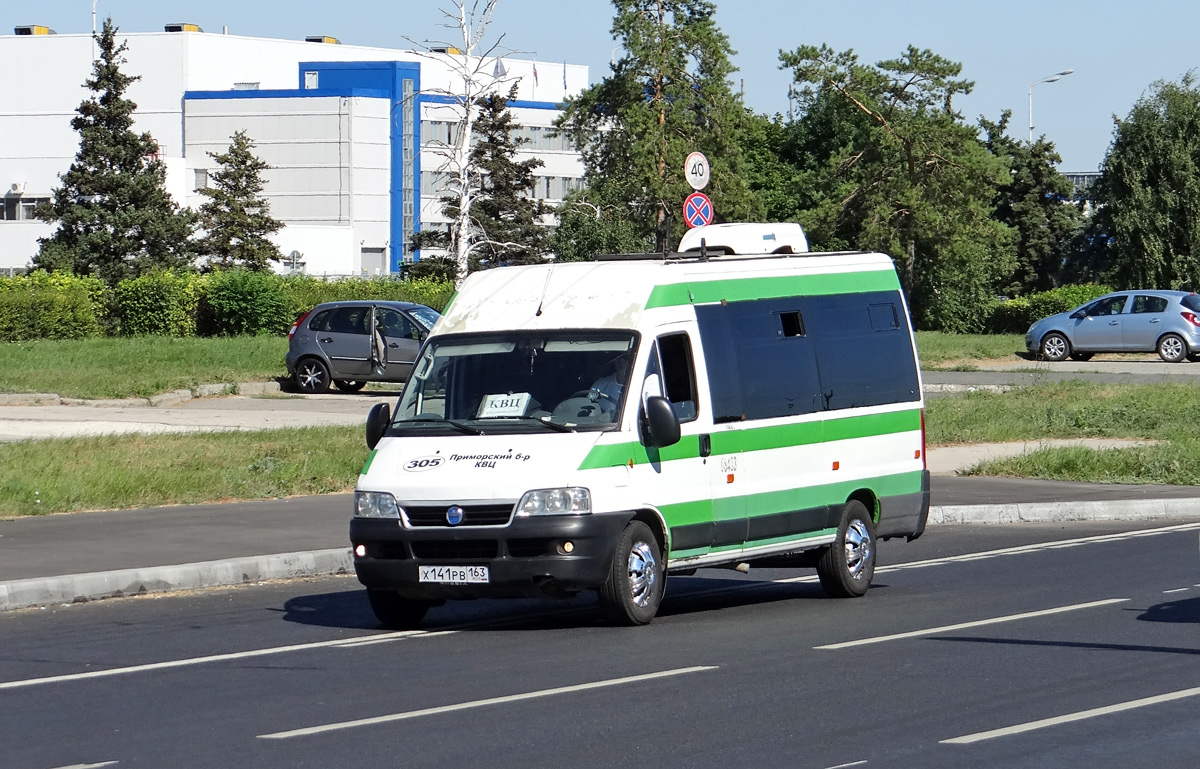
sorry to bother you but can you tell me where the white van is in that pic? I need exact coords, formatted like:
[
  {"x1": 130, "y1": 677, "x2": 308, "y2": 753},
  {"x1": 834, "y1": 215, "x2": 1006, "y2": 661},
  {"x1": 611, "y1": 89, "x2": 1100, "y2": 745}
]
[{"x1": 351, "y1": 224, "x2": 930, "y2": 627}]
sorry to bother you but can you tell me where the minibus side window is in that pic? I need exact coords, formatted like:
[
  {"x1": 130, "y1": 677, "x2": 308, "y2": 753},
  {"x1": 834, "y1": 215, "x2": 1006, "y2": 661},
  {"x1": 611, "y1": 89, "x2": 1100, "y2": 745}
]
[{"x1": 656, "y1": 332, "x2": 698, "y2": 422}]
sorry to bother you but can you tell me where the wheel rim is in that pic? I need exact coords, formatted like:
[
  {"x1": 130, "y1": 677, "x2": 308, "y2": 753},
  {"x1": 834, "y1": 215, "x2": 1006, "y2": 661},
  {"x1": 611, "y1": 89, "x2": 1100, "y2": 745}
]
[
  {"x1": 298, "y1": 362, "x2": 325, "y2": 391},
  {"x1": 627, "y1": 540, "x2": 658, "y2": 607},
  {"x1": 1044, "y1": 335, "x2": 1067, "y2": 359},
  {"x1": 844, "y1": 519, "x2": 873, "y2": 580},
  {"x1": 1162, "y1": 337, "x2": 1183, "y2": 359}
]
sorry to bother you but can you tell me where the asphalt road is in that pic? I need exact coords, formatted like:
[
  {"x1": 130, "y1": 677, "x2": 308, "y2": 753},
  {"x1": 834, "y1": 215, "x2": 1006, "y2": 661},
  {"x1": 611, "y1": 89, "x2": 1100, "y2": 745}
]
[{"x1": 2, "y1": 519, "x2": 1198, "y2": 769}]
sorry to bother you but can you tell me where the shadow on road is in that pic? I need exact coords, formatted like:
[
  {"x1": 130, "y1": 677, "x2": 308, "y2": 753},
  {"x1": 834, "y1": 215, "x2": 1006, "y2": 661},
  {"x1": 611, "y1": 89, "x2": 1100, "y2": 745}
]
[
  {"x1": 278, "y1": 574, "x2": 841, "y2": 631},
  {"x1": 1138, "y1": 596, "x2": 1200, "y2": 624},
  {"x1": 932, "y1": 635, "x2": 1200, "y2": 656}
]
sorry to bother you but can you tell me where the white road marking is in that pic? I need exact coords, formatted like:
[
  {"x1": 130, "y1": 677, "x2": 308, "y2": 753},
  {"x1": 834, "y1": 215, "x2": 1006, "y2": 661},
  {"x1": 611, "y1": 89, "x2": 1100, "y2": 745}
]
[
  {"x1": 3, "y1": 522, "x2": 1193, "y2": 692},
  {"x1": 1162, "y1": 587, "x2": 1190, "y2": 594},
  {"x1": 824, "y1": 761, "x2": 868, "y2": 769},
  {"x1": 814, "y1": 598, "x2": 1129, "y2": 650},
  {"x1": 0, "y1": 630, "x2": 442, "y2": 691},
  {"x1": 878, "y1": 522, "x2": 1200, "y2": 574},
  {"x1": 257, "y1": 665, "x2": 718, "y2": 739},
  {"x1": 48, "y1": 763, "x2": 118, "y2": 769},
  {"x1": 941, "y1": 684, "x2": 1200, "y2": 744}
]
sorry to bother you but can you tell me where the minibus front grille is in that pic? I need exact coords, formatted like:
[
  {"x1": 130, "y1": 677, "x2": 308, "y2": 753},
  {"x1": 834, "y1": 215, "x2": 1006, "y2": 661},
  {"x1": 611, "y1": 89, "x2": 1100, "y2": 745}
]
[
  {"x1": 410, "y1": 540, "x2": 500, "y2": 560},
  {"x1": 403, "y1": 504, "x2": 514, "y2": 527}
]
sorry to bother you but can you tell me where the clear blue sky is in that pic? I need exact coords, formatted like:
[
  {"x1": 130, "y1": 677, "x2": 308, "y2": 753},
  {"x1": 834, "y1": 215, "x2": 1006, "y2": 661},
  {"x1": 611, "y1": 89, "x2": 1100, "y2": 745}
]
[{"x1": 9, "y1": 1, "x2": 1199, "y2": 171}]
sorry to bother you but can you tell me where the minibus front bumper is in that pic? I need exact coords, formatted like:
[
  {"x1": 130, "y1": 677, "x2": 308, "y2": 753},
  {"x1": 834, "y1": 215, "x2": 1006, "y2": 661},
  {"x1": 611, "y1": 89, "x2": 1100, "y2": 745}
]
[{"x1": 350, "y1": 511, "x2": 635, "y2": 600}]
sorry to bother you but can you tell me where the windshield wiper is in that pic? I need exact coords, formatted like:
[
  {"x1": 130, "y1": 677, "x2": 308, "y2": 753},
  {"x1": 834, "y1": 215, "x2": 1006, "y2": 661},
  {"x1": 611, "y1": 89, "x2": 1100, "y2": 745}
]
[
  {"x1": 400, "y1": 416, "x2": 485, "y2": 435},
  {"x1": 478, "y1": 415, "x2": 577, "y2": 433}
]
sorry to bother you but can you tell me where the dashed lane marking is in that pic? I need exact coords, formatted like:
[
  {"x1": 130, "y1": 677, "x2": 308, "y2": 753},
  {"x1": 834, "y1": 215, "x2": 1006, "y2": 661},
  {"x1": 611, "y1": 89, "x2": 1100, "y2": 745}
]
[
  {"x1": 0, "y1": 630, "x2": 441, "y2": 691},
  {"x1": 4, "y1": 522, "x2": 1196, "y2": 692},
  {"x1": 941, "y1": 684, "x2": 1200, "y2": 744},
  {"x1": 814, "y1": 598, "x2": 1129, "y2": 650},
  {"x1": 257, "y1": 665, "x2": 718, "y2": 739}
]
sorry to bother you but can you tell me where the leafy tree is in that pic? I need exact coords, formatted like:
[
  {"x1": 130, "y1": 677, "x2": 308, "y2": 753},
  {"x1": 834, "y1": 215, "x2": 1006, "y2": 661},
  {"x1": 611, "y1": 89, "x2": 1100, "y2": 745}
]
[
  {"x1": 1090, "y1": 74, "x2": 1200, "y2": 290},
  {"x1": 196, "y1": 130, "x2": 284, "y2": 271},
  {"x1": 981, "y1": 111, "x2": 1085, "y2": 295},
  {"x1": 780, "y1": 44, "x2": 1014, "y2": 330},
  {"x1": 557, "y1": 0, "x2": 762, "y2": 251},
  {"x1": 549, "y1": 188, "x2": 652, "y2": 261},
  {"x1": 34, "y1": 18, "x2": 194, "y2": 286},
  {"x1": 413, "y1": 85, "x2": 548, "y2": 270}
]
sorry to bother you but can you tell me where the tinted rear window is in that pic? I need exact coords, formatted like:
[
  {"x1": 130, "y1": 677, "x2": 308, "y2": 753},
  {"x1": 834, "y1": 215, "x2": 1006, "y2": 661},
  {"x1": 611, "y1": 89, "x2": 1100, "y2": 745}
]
[
  {"x1": 695, "y1": 290, "x2": 920, "y2": 421},
  {"x1": 1183, "y1": 295, "x2": 1200, "y2": 313}
]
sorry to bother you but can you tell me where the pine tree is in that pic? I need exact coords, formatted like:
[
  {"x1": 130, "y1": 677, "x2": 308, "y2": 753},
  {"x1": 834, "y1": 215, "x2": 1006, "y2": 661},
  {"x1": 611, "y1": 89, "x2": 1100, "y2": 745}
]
[
  {"x1": 557, "y1": 0, "x2": 761, "y2": 251},
  {"x1": 413, "y1": 85, "x2": 548, "y2": 271},
  {"x1": 33, "y1": 18, "x2": 194, "y2": 286},
  {"x1": 196, "y1": 130, "x2": 284, "y2": 271}
]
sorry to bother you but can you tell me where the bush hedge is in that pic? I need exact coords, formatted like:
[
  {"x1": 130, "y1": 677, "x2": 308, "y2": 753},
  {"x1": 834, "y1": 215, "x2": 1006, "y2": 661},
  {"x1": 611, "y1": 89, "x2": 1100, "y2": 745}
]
[
  {"x1": 0, "y1": 267, "x2": 1113, "y2": 342},
  {"x1": 0, "y1": 273, "x2": 108, "y2": 341},
  {"x1": 988, "y1": 283, "x2": 1113, "y2": 334},
  {"x1": 197, "y1": 269, "x2": 292, "y2": 336},
  {"x1": 0, "y1": 270, "x2": 457, "y2": 341},
  {"x1": 114, "y1": 270, "x2": 201, "y2": 336}
]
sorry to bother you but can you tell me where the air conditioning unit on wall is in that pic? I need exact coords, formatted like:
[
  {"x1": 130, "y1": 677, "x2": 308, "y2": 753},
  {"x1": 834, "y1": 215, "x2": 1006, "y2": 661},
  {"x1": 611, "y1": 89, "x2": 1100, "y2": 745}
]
[{"x1": 9, "y1": 182, "x2": 26, "y2": 195}]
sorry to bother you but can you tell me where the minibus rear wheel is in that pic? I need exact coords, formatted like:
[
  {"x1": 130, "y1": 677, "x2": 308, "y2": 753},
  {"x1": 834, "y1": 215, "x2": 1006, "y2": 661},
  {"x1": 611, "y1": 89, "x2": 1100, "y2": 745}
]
[
  {"x1": 599, "y1": 521, "x2": 665, "y2": 625},
  {"x1": 367, "y1": 589, "x2": 430, "y2": 629},
  {"x1": 817, "y1": 500, "x2": 876, "y2": 598}
]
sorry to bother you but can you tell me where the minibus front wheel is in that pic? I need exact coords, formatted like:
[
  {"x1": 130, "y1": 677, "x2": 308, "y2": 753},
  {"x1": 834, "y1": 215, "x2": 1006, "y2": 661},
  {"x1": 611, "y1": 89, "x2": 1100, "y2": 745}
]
[
  {"x1": 817, "y1": 500, "x2": 877, "y2": 598},
  {"x1": 599, "y1": 521, "x2": 665, "y2": 625}
]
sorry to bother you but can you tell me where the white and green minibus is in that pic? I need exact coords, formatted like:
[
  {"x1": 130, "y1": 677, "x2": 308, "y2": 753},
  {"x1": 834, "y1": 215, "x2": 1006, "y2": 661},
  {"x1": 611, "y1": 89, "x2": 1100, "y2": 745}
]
[{"x1": 351, "y1": 223, "x2": 930, "y2": 627}]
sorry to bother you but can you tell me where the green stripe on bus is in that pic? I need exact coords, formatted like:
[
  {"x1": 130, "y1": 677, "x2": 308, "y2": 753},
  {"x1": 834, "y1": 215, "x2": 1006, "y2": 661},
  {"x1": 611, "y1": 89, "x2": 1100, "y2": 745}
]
[
  {"x1": 360, "y1": 449, "x2": 377, "y2": 476},
  {"x1": 578, "y1": 408, "x2": 920, "y2": 470},
  {"x1": 645, "y1": 269, "x2": 901, "y2": 309},
  {"x1": 658, "y1": 471, "x2": 924, "y2": 529}
]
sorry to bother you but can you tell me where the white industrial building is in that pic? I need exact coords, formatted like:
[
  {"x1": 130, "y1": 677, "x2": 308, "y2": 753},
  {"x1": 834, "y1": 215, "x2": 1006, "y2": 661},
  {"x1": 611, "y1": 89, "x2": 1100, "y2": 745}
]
[{"x1": 0, "y1": 24, "x2": 588, "y2": 274}]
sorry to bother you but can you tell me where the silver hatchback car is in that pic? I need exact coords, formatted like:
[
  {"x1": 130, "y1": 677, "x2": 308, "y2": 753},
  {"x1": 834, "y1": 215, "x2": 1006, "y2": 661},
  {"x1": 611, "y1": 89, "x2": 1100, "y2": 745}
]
[
  {"x1": 286, "y1": 300, "x2": 440, "y2": 393},
  {"x1": 1025, "y1": 290, "x2": 1200, "y2": 362}
]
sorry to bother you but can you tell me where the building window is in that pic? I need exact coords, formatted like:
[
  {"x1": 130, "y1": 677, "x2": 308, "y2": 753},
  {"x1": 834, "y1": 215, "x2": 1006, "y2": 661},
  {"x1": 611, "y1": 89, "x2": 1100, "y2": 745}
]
[
  {"x1": 1, "y1": 197, "x2": 49, "y2": 221},
  {"x1": 194, "y1": 169, "x2": 208, "y2": 191}
]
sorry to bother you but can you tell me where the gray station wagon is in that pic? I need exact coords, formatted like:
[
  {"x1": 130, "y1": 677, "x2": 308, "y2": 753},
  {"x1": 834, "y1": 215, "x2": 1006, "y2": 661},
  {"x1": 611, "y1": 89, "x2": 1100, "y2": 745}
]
[
  {"x1": 286, "y1": 300, "x2": 440, "y2": 393},
  {"x1": 1025, "y1": 290, "x2": 1200, "y2": 362}
]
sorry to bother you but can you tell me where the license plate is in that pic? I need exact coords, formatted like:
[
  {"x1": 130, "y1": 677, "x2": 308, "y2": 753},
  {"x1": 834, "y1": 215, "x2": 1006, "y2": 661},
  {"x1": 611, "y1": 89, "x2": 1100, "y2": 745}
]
[{"x1": 418, "y1": 565, "x2": 489, "y2": 584}]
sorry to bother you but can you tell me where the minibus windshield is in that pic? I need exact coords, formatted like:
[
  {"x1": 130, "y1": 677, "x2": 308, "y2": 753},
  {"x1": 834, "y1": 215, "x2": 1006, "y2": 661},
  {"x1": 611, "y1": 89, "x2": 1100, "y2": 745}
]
[{"x1": 393, "y1": 332, "x2": 638, "y2": 434}]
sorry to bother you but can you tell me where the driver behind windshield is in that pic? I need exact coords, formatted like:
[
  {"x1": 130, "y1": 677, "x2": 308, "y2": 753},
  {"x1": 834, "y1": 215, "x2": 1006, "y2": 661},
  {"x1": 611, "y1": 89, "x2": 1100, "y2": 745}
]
[{"x1": 588, "y1": 353, "x2": 633, "y2": 405}]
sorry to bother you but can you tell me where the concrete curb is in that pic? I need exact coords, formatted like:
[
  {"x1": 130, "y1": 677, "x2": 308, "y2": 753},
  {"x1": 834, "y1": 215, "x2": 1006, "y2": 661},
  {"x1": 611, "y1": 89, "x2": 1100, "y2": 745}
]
[
  {"x1": 4, "y1": 497, "x2": 1200, "y2": 612},
  {"x1": 929, "y1": 498, "x2": 1200, "y2": 525},
  {"x1": 0, "y1": 547, "x2": 352, "y2": 612},
  {"x1": 0, "y1": 381, "x2": 282, "y2": 409}
]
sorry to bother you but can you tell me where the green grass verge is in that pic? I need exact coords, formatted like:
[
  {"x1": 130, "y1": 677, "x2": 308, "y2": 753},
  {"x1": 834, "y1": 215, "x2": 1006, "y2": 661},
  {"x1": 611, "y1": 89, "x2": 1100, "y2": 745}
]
[
  {"x1": 928, "y1": 381, "x2": 1200, "y2": 485},
  {"x1": 0, "y1": 426, "x2": 367, "y2": 517},
  {"x1": 915, "y1": 331, "x2": 1026, "y2": 367},
  {"x1": 0, "y1": 381, "x2": 1196, "y2": 516},
  {"x1": 0, "y1": 336, "x2": 289, "y2": 399},
  {"x1": 925, "y1": 380, "x2": 1197, "y2": 445},
  {"x1": 966, "y1": 445, "x2": 1200, "y2": 485}
]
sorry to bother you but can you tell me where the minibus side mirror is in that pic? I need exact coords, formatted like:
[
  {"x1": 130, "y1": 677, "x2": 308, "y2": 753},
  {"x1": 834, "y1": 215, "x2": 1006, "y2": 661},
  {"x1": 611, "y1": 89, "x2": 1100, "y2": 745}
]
[
  {"x1": 366, "y1": 402, "x2": 391, "y2": 449},
  {"x1": 643, "y1": 395, "x2": 681, "y2": 448}
]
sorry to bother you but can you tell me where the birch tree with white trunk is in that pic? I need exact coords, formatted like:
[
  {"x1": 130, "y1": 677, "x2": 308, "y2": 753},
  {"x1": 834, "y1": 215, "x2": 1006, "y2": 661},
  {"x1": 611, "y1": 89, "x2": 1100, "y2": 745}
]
[{"x1": 404, "y1": 0, "x2": 514, "y2": 280}]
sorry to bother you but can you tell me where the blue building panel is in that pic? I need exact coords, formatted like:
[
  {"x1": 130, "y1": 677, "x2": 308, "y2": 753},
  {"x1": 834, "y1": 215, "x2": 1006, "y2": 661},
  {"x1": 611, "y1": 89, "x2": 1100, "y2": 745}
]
[{"x1": 299, "y1": 61, "x2": 421, "y2": 271}]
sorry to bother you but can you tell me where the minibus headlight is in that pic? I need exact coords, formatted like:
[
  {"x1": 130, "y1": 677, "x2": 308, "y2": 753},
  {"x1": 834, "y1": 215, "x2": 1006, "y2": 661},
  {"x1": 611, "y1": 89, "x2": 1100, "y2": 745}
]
[
  {"x1": 516, "y1": 487, "x2": 591, "y2": 516},
  {"x1": 355, "y1": 491, "x2": 401, "y2": 518}
]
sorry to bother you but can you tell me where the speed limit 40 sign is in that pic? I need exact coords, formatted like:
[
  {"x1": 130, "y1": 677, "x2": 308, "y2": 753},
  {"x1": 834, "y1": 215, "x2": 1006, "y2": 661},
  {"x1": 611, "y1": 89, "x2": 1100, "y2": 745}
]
[{"x1": 685, "y1": 151, "x2": 710, "y2": 191}]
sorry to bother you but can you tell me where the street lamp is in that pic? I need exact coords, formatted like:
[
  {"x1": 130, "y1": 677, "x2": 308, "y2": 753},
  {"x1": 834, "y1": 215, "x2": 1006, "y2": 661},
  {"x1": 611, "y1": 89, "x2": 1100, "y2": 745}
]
[{"x1": 1028, "y1": 69, "x2": 1074, "y2": 143}]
